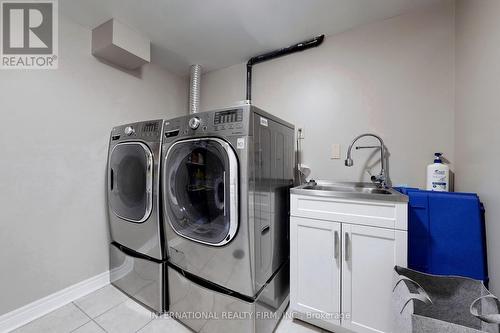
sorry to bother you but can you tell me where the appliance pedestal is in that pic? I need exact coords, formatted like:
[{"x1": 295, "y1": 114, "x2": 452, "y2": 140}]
[
  {"x1": 110, "y1": 243, "x2": 167, "y2": 313},
  {"x1": 167, "y1": 261, "x2": 290, "y2": 333}
]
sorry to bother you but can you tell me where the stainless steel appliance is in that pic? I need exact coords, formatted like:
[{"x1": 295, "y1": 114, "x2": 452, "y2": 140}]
[
  {"x1": 162, "y1": 105, "x2": 294, "y2": 333},
  {"x1": 107, "y1": 120, "x2": 167, "y2": 313}
]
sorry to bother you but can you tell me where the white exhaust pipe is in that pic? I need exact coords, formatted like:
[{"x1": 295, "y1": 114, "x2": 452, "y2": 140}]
[{"x1": 189, "y1": 64, "x2": 202, "y2": 114}]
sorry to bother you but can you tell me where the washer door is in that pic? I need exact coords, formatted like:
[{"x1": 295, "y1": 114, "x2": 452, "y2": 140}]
[
  {"x1": 163, "y1": 138, "x2": 238, "y2": 246},
  {"x1": 109, "y1": 142, "x2": 153, "y2": 223}
]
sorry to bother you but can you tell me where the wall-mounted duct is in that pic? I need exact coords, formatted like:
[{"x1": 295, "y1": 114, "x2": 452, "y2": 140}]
[
  {"x1": 91, "y1": 19, "x2": 151, "y2": 70},
  {"x1": 246, "y1": 35, "x2": 325, "y2": 103},
  {"x1": 189, "y1": 64, "x2": 202, "y2": 114}
]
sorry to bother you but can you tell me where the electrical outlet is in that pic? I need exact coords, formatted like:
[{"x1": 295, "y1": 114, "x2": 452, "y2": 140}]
[
  {"x1": 331, "y1": 144, "x2": 341, "y2": 159},
  {"x1": 297, "y1": 128, "x2": 305, "y2": 139}
]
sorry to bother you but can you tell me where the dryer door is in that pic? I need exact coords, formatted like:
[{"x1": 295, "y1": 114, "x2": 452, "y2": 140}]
[
  {"x1": 109, "y1": 142, "x2": 153, "y2": 223},
  {"x1": 163, "y1": 138, "x2": 238, "y2": 246}
]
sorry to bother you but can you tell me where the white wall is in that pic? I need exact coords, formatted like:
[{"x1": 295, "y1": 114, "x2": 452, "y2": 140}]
[
  {"x1": 455, "y1": 0, "x2": 500, "y2": 295},
  {"x1": 201, "y1": 0, "x2": 455, "y2": 188},
  {"x1": 0, "y1": 17, "x2": 187, "y2": 315}
]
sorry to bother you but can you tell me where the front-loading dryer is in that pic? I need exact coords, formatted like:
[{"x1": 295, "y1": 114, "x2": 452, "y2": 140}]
[
  {"x1": 162, "y1": 106, "x2": 294, "y2": 333},
  {"x1": 107, "y1": 119, "x2": 167, "y2": 313}
]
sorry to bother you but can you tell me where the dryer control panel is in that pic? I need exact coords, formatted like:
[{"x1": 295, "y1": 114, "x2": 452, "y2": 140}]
[
  {"x1": 163, "y1": 108, "x2": 248, "y2": 142},
  {"x1": 214, "y1": 109, "x2": 243, "y2": 125},
  {"x1": 213, "y1": 109, "x2": 244, "y2": 131}
]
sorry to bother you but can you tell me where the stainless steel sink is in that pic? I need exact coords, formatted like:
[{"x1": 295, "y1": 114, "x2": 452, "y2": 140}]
[{"x1": 292, "y1": 181, "x2": 408, "y2": 202}]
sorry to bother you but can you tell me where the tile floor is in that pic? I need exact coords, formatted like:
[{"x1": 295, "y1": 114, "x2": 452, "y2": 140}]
[{"x1": 12, "y1": 285, "x2": 327, "y2": 333}]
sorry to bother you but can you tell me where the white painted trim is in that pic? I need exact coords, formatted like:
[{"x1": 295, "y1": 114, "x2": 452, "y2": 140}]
[{"x1": 0, "y1": 271, "x2": 110, "y2": 333}]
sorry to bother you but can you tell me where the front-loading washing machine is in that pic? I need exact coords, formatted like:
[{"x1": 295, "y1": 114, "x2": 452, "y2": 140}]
[{"x1": 107, "y1": 119, "x2": 167, "y2": 313}]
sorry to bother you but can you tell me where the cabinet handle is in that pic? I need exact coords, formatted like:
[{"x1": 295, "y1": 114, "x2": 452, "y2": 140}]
[
  {"x1": 334, "y1": 231, "x2": 339, "y2": 259},
  {"x1": 345, "y1": 232, "x2": 350, "y2": 261}
]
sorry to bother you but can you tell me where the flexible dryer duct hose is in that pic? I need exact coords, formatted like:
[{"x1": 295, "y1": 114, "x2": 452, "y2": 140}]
[{"x1": 189, "y1": 64, "x2": 202, "y2": 114}]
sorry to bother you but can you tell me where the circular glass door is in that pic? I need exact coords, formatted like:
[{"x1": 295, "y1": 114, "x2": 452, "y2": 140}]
[
  {"x1": 163, "y1": 138, "x2": 238, "y2": 246},
  {"x1": 109, "y1": 142, "x2": 153, "y2": 223}
]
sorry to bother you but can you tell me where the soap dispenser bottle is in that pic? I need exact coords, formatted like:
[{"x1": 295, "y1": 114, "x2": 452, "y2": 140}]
[{"x1": 426, "y1": 153, "x2": 450, "y2": 192}]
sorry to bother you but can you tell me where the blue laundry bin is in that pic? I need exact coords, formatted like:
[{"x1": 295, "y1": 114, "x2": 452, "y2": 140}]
[{"x1": 395, "y1": 188, "x2": 489, "y2": 285}]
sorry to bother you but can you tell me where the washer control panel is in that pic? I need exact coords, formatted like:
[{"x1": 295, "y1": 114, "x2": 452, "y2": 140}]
[
  {"x1": 111, "y1": 120, "x2": 162, "y2": 141},
  {"x1": 124, "y1": 126, "x2": 135, "y2": 136}
]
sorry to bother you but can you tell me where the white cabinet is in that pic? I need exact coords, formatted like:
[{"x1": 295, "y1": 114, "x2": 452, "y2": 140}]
[
  {"x1": 290, "y1": 217, "x2": 341, "y2": 326},
  {"x1": 342, "y1": 224, "x2": 407, "y2": 333},
  {"x1": 290, "y1": 194, "x2": 407, "y2": 333}
]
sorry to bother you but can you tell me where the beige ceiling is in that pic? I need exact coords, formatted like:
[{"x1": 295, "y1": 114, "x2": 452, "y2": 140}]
[{"x1": 61, "y1": 0, "x2": 445, "y2": 75}]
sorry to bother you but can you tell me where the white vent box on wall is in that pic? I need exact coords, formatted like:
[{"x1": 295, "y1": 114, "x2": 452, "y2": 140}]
[{"x1": 92, "y1": 19, "x2": 150, "y2": 70}]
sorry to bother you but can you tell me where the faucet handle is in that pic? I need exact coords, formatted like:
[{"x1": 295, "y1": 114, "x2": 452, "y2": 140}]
[{"x1": 356, "y1": 145, "x2": 381, "y2": 150}]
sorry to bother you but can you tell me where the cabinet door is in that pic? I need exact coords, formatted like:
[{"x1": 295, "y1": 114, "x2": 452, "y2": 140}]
[
  {"x1": 342, "y1": 224, "x2": 407, "y2": 333},
  {"x1": 290, "y1": 216, "x2": 341, "y2": 325}
]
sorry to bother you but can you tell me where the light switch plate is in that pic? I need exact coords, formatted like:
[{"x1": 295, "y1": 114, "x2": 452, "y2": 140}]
[{"x1": 331, "y1": 144, "x2": 341, "y2": 159}]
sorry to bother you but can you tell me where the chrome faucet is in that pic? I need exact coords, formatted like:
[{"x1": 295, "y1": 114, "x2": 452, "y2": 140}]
[{"x1": 345, "y1": 133, "x2": 388, "y2": 188}]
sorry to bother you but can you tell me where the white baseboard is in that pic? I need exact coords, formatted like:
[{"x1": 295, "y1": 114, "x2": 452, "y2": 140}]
[{"x1": 0, "y1": 271, "x2": 110, "y2": 333}]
